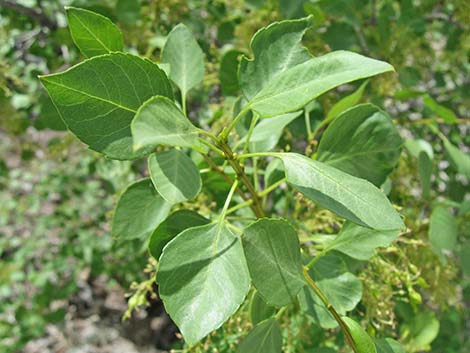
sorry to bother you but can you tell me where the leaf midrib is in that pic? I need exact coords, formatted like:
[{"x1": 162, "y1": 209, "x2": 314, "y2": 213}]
[
  {"x1": 71, "y1": 11, "x2": 112, "y2": 53},
  {"x1": 41, "y1": 78, "x2": 136, "y2": 113}
]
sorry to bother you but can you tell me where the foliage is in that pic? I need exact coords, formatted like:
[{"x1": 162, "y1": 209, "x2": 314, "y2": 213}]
[{"x1": 0, "y1": 1, "x2": 469, "y2": 353}]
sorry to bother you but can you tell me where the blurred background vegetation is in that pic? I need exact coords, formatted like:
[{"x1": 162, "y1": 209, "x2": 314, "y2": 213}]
[{"x1": 0, "y1": 0, "x2": 469, "y2": 352}]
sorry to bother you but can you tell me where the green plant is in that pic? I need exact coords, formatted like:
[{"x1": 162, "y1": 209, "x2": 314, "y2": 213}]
[{"x1": 36, "y1": 6, "x2": 469, "y2": 353}]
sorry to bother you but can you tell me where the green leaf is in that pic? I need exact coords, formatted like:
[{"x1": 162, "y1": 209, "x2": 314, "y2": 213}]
[
  {"x1": 112, "y1": 179, "x2": 172, "y2": 241},
  {"x1": 429, "y1": 205, "x2": 458, "y2": 262},
  {"x1": 318, "y1": 104, "x2": 402, "y2": 186},
  {"x1": 242, "y1": 218, "x2": 305, "y2": 306},
  {"x1": 34, "y1": 93, "x2": 66, "y2": 131},
  {"x1": 65, "y1": 7, "x2": 123, "y2": 57},
  {"x1": 249, "y1": 291, "x2": 276, "y2": 325},
  {"x1": 40, "y1": 53, "x2": 173, "y2": 160},
  {"x1": 423, "y1": 94, "x2": 457, "y2": 123},
  {"x1": 240, "y1": 111, "x2": 301, "y2": 152},
  {"x1": 298, "y1": 254, "x2": 362, "y2": 328},
  {"x1": 326, "y1": 222, "x2": 400, "y2": 260},
  {"x1": 148, "y1": 210, "x2": 209, "y2": 260},
  {"x1": 443, "y1": 139, "x2": 470, "y2": 177},
  {"x1": 161, "y1": 23, "x2": 205, "y2": 95},
  {"x1": 343, "y1": 317, "x2": 377, "y2": 353},
  {"x1": 405, "y1": 139, "x2": 433, "y2": 160},
  {"x1": 220, "y1": 49, "x2": 243, "y2": 96},
  {"x1": 402, "y1": 311, "x2": 439, "y2": 351},
  {"x1": 405, "y1": 139, "x2": 434, "y2": 197},
  {"x1": 325, "y1": 80, "x2": 368, "y2": 121},
  {"x1": 236, "y1": 318, "x2": 282, "y2": 353},
  {"x1": 417, "y1": 152, "x2": 433, "y2": 198},
  {"x1": 239, "y1": 17, "x2": 313, "y2": 100},
  {"x1": 131, "y1": 96, "x2": 204, "y2": 152},
  {"x1": 247, "y1": 51, "x2": 394, "y2": 118},
  {"x1": 157, "y1": 222, "x2": 250, "y2": 344},
  {"x1": 375, "y1": 338, "x2": 406, "y2": 353},
  {"x1": 148, "y1": 150, "x2": 202, "y2": 203},
  {"x1": 278, "y1": 153, "x2": 404, "y2": 230},
  {"x1": 264, "y1": 158, "x2": 285, "y2": 187}
]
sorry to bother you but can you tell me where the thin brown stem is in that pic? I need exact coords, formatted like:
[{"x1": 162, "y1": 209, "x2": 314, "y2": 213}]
[{"x1": 217, "y1": 140, "x2": 265, "y2": 218}]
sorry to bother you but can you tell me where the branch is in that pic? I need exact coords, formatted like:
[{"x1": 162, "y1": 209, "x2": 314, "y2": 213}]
[
  {"x1": 217, "y1": 140, "x2": 265, "y2": 218},
  {"x1": 303, "y1": 267, "x2": 359, "y2": 353}
]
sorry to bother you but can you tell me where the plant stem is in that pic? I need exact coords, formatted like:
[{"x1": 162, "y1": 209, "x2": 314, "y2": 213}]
[
  {"x1": 237, "y1": 152, "x2": 280, "y2": 160},
  {"x1": 242, "y1": 114, "x2": 259, "y2": 155},
  {"x1": 221, "y1": 105, "x2": 251, "y2": 140},
  {"x1": 310, "y1": 116, "x2": 333, "y2": 144},
  {"x1": 225, "y1": 177, "x2": 286, "y2": 216},
  {"x1": 226, "y1": 199, "x2": 253, "y2": 215},
  {"x1": 304, "y1": 108, "x2": 312, "y2": 139},
  {"x1": 217, "y1": 140, "x2": 265, "y2": 218},
  {"x1": 275, "y1": 306, "x2": 287, "y2": 320},
  {"x1": 305, "y1": 249, "x2": 328, "y2": 269},
  {"x1": 198, "y1": 138, "x2": 225, "y2": 157},
  {"x1": 253, "y1": 157, "x2": 259, "y2": 192},
  {"x1": 260, "y1": 177, "x2": 286, "y2": 197},
  {"x1": 197, "y1": 128, "x2": 219, "y2": 144},
  {"x1": 220, "y1": 180, "x2": 239, "y2": 221},
  {"x1": 202, "y1": 155, "x2": 257, "y2": 213},
  {"x1": 302, "y1": 267, "x2": 359, "y2": 353}
]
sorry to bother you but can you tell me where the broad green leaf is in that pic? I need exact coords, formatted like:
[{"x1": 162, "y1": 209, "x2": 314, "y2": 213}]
[
  {"x1": 402, "y1": 311, "x2": 439, "y2": 351},
  {"x1": 317, "y1": 104, "x2": 402, "y2": 186},
  {"x1": 375, "y1": 338, "x2": 406, "y2": 353},
  {"x1": 417, "y1": 152, "x2": 433, "y2": 198},
  {"x1": 278, "y1": 153, "x2": 404, "y2": 230},
  {"x1": 220, "y1": 49, "x2": 243, "y2": 96},
  {"x1": 148, "y1": 150, "x2": 202, "y2": 203},
  {"x1": 40, "y1": 53, "x2": 173, "y2": 160},
  {"x1": 112, "y1": 179, "x2": 172, "y2": 241},
  {"x1": 240, "y1": 111, "x2": 301, "y2": 152},
  {"x1": 66, "y1": 7, "x2": 123, "y2": 57},
  {"x1": 405, "y1": 139, "x2": 434, "y2": 160},
  {"x1": 264, "y1": 158, "x2": 285, "y2": 187},
  {"x1": 423, "y1": 94, "x2": 457, "y2": 123},
  {"x1": 429, "y1": 205, "x2": 458, "y2": 262},
  {"x1": 131, "y1": 96, "x2": 204, "y2": 152},
  {"x1": 158, "y1": 222, "x2": 250, "y2": 344},
  {"x1": 325, "y1": 80, "x2": 368, "y2": 121},
  {"x1": 242, "y1": 218, "x2": 305, "y2": 306},
  {"x1": 34, "y1": 93, "x2": 66, "y2": 131},
  {"x1": 247, "y1": 51, "x2": 394, "y2": 118},
  {"x1": 148, "y1": 210, "x2": 209, "y2": 260},
  {"x1": 236, "y1": 318, "x2": 282, "y2": 353},
  {"x1": 239, "y1": 17, "x2": 313, "y2": 100},
  {"x1": 234, "y1": 96, "x2": 253, "y2": 138},
  {"x1": 443, "y1": 139, "x2": 470, "y2": 177},
  {"x1": 161, "y1": 23, "x2": 205, "y2": 95},
  {"x1": 326, "y1": 222, "x2": 400, "y2": 260},
  {"x1": 405, "y1": 139, "x2": 434, "y2": 197},
  {"x1": 249, "y1": 291, "x2": 276, "y2": 325},
  {"x1": 299, "y1": 254, "x2": 362, "y2": 328},
  {"x1": 343, "y1": 317, "x2": 377, "y2": 353}
]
